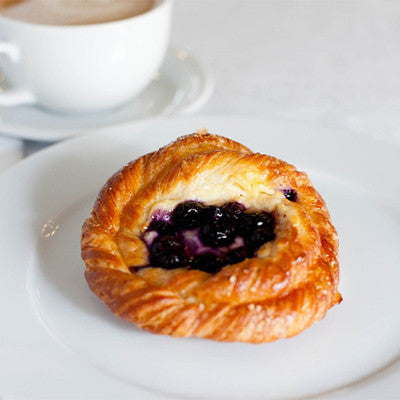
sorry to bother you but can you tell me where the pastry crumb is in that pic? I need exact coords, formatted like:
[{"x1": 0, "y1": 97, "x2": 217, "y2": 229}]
[{"x1": 196, "y1": 127, "x2": 208, "y2": 135}]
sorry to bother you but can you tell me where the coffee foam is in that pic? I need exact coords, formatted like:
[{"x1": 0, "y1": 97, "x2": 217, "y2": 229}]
[{"x1": 0, "y1": 0, "x2": 155, "y2": 25}]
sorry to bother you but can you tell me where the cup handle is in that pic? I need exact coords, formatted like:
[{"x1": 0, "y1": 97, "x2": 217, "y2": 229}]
[{"x1": 0, "y1": 41, "x2": 35, "y2": 106}]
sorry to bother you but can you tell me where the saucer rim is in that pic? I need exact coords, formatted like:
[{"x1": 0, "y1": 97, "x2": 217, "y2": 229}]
[{"x1": 0, "y1": 47, "x2": 214, "y2": 142}]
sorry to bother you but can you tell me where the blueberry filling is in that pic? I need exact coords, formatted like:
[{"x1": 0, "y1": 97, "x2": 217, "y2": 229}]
[
  {"x1": 148, "y1": 220, "x2": 175, "y2": 235},
  {"x1": 172, "y1": 201, "x2": 205, "y2": 229},
  {"x1": 225, "y1": 247, "x2": 249, "y2": 264},
  {"x1": 150, "y1": 235, "x2": 188, "y2": 268},
  {"x1": 236, "y1": 211, "x2": 274, "y2": 236},
  {"x1": 221, "y1": 202, "x2": 246, "y2": 220},
  {"x1": 199, "y1": 221, "x2": 236, "y2": 247},
  {"x1": 191, "y1": 253, "x2": 224, "y2": 274},
  {"x1": 139, "y1": 201, "x2": 276, "y2": 274},
  {"x1": 204, "y1": 205, "x2": 224, "y2": 221},
  {"x1": 282, "y1": 189, "x2": 297, "y2": 202}
]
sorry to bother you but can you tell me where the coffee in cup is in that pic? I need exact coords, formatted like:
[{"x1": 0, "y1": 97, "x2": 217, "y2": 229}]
[{"x1": 0, "y1": 0, "x2": 155, "y2": 26}]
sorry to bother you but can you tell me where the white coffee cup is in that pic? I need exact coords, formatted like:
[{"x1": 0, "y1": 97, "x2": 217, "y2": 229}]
[{"x1": 0, "y1": 0, "x2": 171, "y2": 113}]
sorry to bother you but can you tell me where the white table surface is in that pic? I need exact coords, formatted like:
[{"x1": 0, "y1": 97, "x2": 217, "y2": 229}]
[
  {"x1": 173, "y1": 0, "x2": 400, "y2": 143},
  {"x1": 15, "y1": 0, "x2": 400, "y2": 160}
]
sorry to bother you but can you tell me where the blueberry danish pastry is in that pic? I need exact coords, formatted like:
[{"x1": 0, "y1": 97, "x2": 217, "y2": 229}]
[{"x1": 81, "y1": 131, "x2": 341, "y2": 343}]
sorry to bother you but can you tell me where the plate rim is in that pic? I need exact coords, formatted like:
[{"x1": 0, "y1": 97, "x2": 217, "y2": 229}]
[
  {"x1": 6, "y1": 113, "x2": 399, "y2": 178},
  {"x1": 1, "y1": 115, "x2": 400, "y2": 400}
]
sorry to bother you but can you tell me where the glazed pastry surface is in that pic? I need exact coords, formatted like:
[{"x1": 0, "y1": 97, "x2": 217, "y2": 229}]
[{"x1": 81, "y1": 132, "x2": 341, "y2": 343}]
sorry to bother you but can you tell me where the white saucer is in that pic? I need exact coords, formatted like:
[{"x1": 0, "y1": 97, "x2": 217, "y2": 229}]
[
  {"x1": 1, "y1": 116, "x2": 400, "y2": 399},
  {"x1": 0, "y1": 48, "x2": 214, "y2": 142}
]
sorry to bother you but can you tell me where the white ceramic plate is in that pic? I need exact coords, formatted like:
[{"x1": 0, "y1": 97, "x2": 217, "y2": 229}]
[
  {"x1": 0, "y1": 48, "x2": 214, "y2": 142},
  {"x1": 1, "y1": 116, "x2": 400, "y2": 400}
]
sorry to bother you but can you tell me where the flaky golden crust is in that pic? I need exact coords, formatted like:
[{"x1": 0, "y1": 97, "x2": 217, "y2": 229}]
[{"x1": 81, "y1": 132, "x2": 341, "y2": 343}]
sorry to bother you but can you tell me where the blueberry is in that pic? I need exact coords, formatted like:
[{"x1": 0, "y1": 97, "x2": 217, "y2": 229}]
[
  {"x1": 236, "y1": 211, "x2": 275, "y2": 236},
  {"x1": 148, "y1": 220, "x2": 175, "y2": 235},
  {"x1": 225, "y1": 247, "x2": 249, "y2": 264},
  {"x1": 221, "y1": 202, "x2": 245, "y2": 220},
  {"x1": 204, "y1": 205, "x2": 224, "y2": 220},
  {"x1": 235, "y1": 214, "x2": 254, "y2": 235},
  {"x1": 282, "y1": 189, "x2": 297, "y2": 202},
  {"x1": 199, "y1": 221, "x2": 236, "y2": 247},
  {"x1": 191, "y1": 253, "x2": 224, "y2": 274},
  {"x1": 246, "y1": 228, "x2": 275, "y2": 250},
  {"x1": 150, "y1": 235, "x2": 188, "y2": 269},
  {"x1": 254, "y1": 211, "x2": 274, "y2": 229},
  {"x1": 172, "y1": 201, "x2": 205, "y2": 229}
]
